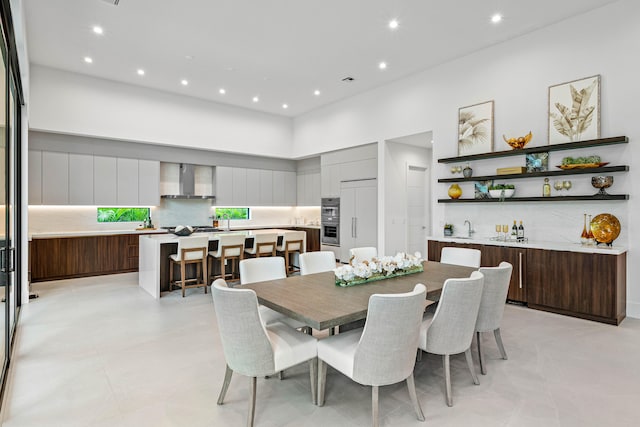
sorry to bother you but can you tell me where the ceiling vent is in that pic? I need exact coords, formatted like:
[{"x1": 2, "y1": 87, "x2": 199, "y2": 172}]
[
  {"x1": 341, "y1": 76, "x2": 355, "y2": 82},
  {"x1": 101, "y1": 0, "x2": 120, "y2": 5}
]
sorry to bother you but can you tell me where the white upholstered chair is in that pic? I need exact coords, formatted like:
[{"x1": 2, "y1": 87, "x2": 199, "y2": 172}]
[
  {"x1": 168, "y1": 235, "x2": 209, "y2": 297},
  {"x1": 209, "y1": 233, "x2": 245, "y2": 282},
  {"x1": 318, "y1": 284, "x2": 427, "y2": 427},
  {"x1": 476, "y1": 262, "x2": 513, "y2": 374},
  {"x1": 440, "y1": 247, "x2": 481, "y2": 268},
  {"x1": 276, "y1": 230, "x2": 306, "y2": 275},
  {"x1": 211, "y1": 280, "x2": 318, "y2": 427},
  {"x1": 349, "y1": 246, "x2": 378, "y2": 262},
  {"x1": 419, "y1": 271, "x2": 484, "y2": 406},
  {"x1": 239, "y1": 257, "x2": 308, "y2": 331},
  {"x1": 299, "y1": 251, "x2": 336, "y2": 275},
  {"x1": 244, "y1": 232, "x2": 277, "y2": 258}
]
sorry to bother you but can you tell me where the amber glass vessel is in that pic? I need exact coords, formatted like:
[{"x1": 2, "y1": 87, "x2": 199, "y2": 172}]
[
  {"x1": 448, "y1": 183, "x2": 462, "y2": 199},
  {"x1": 580, "y1": 214, "x2": 589, "y2": 245}
]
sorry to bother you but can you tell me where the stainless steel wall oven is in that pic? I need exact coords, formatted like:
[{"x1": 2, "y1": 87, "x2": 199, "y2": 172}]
[{"x1": 321, "y1": 198, "x2": 340, "y2": 245}]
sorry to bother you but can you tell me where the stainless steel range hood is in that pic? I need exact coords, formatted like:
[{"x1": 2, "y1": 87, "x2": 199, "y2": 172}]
[{"x1": 161, "y1": 163, "x2": 216, "y2": 199}]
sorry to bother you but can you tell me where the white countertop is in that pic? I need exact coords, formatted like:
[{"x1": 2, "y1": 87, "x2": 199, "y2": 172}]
[
  {"x1": 141, "y1": 228, "x2": 297, "y2": 244},
  {"x1": 29, "y1": 228, "x2": 168, "y2": 240},
  {"x1": 428, "y1": 236, "x2": 627, "y2": 255}
]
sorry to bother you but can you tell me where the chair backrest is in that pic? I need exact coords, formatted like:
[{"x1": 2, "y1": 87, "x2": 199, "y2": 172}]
[
  {"x1": 239, "y1": 257, "x2": 287, "y2": 284},
  {"x1": 254, "y1": 232, "x2": 277, "y2": 255},
  {"x1": 215, "y1": 233, "x2": 246, "y2": 257},
  {"x1": 476, "y1": 262, "x2": 513, "y2": 332},
  {"x1": 440, "y1": 247, "x2": 481, "y2": 268},
  {"x1": 281, "y1": 230, "x2": 306, "y2": 252},
  {"x1": 175, "y1": 235, "x2": 209, "y2": 261},
  {"x1": 349, "y1": 247, "x2": 377, "y2": 261},
  {"x1": 299, "y1": 251, "x2": 336, "y2": 275},
  {"x1": 352, "y1": 284, "x2": 426, "y2": 386},
  {"x1": 211, "y1": 280, "x2": 275, "y2": 376},
  {"x1": 425, "y1": 271, "x2": 484, "y2": 355}
]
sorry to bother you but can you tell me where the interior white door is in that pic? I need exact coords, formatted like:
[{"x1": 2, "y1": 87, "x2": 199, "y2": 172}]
[
  {"x1": 407, "y1": 166, "x2": 428, "y2": 255},
  {"x1": 354, "y1": 184, "x2": 377, "y2": 248}
]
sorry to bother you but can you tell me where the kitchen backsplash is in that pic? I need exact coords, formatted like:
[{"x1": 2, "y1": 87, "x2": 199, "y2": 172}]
[{"x1": 28, "y1": 203, "x2": 320, "y2": 233}]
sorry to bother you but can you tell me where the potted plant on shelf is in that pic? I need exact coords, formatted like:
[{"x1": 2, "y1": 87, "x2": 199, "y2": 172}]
[
  {"x1": 444, "y1": 224, "x2": 454, "y2": 236},
  {"x1": 489, "y1": 184, "x2": 515, "y2": 198}
]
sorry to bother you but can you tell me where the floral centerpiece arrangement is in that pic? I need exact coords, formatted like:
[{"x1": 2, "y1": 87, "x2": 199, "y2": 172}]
[{"x1": 334, "y1": 252, "x2": 424, "y2": 287}]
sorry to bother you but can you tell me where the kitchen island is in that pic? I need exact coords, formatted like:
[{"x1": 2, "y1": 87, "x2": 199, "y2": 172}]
[{"x1": 138, "y1": 229, "x2": 304, "y2": 299}]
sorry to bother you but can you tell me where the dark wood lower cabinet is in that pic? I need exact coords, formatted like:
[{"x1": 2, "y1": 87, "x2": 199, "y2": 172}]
[
  {"x1": 31, "y1": 233, "x2": 155, "y2": 282},
  {"x1": 292, "y1": 227, "x2": 321, "y2": 252},
  {"x1": 428, "y1": 240, "x2": 626, "y2": 325}
]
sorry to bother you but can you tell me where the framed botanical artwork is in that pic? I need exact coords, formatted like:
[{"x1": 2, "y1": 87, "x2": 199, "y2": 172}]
[
  {"x1": 548, "y1": 75, "x2": 600, "y2": 145},
  {"x1": 525, "y1": 152, "x2": 549, "y2": 172},
  {"x1": 458, "y1": 100, "x2": 494, "y2": 156}
]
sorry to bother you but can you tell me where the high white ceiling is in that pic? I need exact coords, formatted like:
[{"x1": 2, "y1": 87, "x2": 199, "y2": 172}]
[{"x1": 24, "y1": 0, "x2": 618, "y2": 117}]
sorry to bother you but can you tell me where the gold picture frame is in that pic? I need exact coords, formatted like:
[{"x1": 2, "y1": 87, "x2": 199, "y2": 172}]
[
  {"x1": 458, "y1": 100, "x2": 494, "y2": 156},
  {"x1": 548, "y1": 75, "x2": 600, "y2": 145}
]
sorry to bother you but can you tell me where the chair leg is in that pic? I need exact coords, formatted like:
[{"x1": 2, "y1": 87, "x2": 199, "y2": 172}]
[
  {"x1": 169, "y1": 261, "x2": 174, "y2": 291},
  {"x1": 372, "y1": 385, "x2": 379, "y2": 427},
  {"x1": 217, "y1": 364, "x2": 233, "y2": 405},
  {"x1": 180, "y1": 261, "x2": 186, "y2": 298},
  {"x1": 247, "y1": 376, "x2": 257, "y2": 427},
  {"x1": 203, "y1": 259, "x2": 208, "y2": 293},
  {"x1": 318, "y1": 359, "x2": 327, "y2": 407},
  {"x1": 465, "y1": 348, "x2": 480, "y2": 385},
  {"x1": 406, "y1": 373, "x2": 425, "y2": 421},
  {"x1": 309, "y1": 358, "x2": 318, "y2": 405},
  {"x1": 278, "y1": 371, "x2": 284, "y2": 380},
  {"x1": 477, "y1": 331, "x2": 486, "y2": 375},
  {"x1": 494, "y1": 328, "x2": 508, "y2": 360},
  {"x1": 417, "y1": 348, "x2": 422, "y2": 361},
  {"x1": 443, "y1": 354, "x2": 452, "y2": 407}
]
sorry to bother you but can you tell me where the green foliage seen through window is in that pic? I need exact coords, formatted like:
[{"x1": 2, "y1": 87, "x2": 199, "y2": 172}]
[
  {"x1": 214, "y1": 208, "x2": 250, "y2": 220},
  {"x1": 97, "y1": 207, "x2": 150, "y2": 223}
]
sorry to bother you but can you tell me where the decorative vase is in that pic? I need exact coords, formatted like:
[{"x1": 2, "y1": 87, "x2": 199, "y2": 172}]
[
  {"x1": 462, "y1": 165, "x2": 473, "y2": 178},
  {"x1": 448, "y1": 184, "x2": 462, "y2": 199}
]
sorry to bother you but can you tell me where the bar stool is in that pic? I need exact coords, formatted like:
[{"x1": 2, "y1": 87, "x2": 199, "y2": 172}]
[
  {"x1": 168, "y1": 235, "x2": 209, "y2": 297},
  {"x1": 276, "y1": 230, "x2": 305, "y2": 275},
  {"x1": 209, "y1": 234, "x2": 246, "y2": 284},
  {"x1": 244, "y1": 232, "x2": 277, "y2": 258}
]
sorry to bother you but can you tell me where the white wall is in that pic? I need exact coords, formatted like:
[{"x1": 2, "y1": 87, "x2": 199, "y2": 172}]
[
  {"x1": 29, "y1": 66, "x2": 294, "y2": 158},
  {"x1": 293, "y1": 0, "x2": 640, "y2": 318}
]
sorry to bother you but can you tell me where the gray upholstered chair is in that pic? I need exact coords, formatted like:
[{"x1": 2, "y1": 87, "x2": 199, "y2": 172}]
[
  {"x1": 211, "y1": 279, "x2": 318, "y2": 427},
  {"x1": 244, "y1": 232, "x2": 277, "y2": 258},
  {"x1": 419, "y1": 271, "x2": 484, "y2": 406},
  {"x1": 168, "y1": 235, "x2": 209, "y2": 297},
  {"x1": 318, "y1": 284, "x2": 427, "y2": 427},
  {"x1": 299, "y1": 251, "x2": 336, "y2": 275},
  {"x1": 440, "y1": 246, "x2": 481, "y2": 268},
  {"x1": 476, "y1": 262, "x2": 513, "y2": 374},
  {"x1": 239, "y1": 257, "x2": 308, "y2": 331},
  {"x1": 349, "y1": 246, "x2": 378, "y2": 261}
]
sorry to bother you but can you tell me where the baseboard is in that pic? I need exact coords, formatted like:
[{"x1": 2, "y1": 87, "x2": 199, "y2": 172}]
[{"x1": 626, "y1": 301, "x2": 640, "y2": 319}]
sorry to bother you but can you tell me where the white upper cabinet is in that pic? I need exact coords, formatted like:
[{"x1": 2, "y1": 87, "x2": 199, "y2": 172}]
[
  {"x1": 259, "y1": 169, "x2": 273, "y2": 206},
  {"x1": 42, "y1": 151, "x2": 69, "y2": 205},
  {"x1": 232, "y1": 167, "x2": 247, "y2": 205},
  {"x1": 296, "y1": 171, "x2": 321, "y2": 206},
  {"x1": 69, "y1": 154, "x2": 94, "y2": 205},
  {"x1": 284, "y1": 171, "x2": 296, "y2": 205},
  {"x1": 215, "y1": 166, "x2": 233, "y2": 206},
  {"x1": 28, "y1": 150, "x2": 42, "y2": 205},
  {"x1": 272, "y1": 170, "x2": 285, "y2": 205},
  {"x1": 321, "y1": 144, "x2": 378, "y2": 197},
  {"x1": 117, "y1": 158, "x2": 139, "y2": 205},
  {"x1": 138, "y1": 160, "x2": 160, "y2": 206},
  {"x1": 245, "y1": 168, "x2": 260, "y2": 206},
  {"x1": 94, "y1": 156, "x2": 117, "y2": 205}
]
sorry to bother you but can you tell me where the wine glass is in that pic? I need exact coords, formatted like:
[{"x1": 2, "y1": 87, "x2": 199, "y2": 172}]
[
  {"x1": 563, "y1": 180, "x2": 572, "y2": 190},
  {"x1": 501, "y1": 224, "x2": 509, "y2": 240},
  {"x1": 554, "y1": 181, "x2": 564, "y2": 191},
  {"x1": 495, "y1": 224, "x2": 501, "y2": 239}
]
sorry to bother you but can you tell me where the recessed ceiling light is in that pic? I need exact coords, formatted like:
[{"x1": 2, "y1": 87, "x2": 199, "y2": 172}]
[
  {"x1": 185, "y1": 55, "x2": 194, "y2": 60},
  {"x1": 388, "y1": 19, "x2": 399, "y2": 30},
  {"x1": 181, "y1": 79, "x2": 189, "y2": 86},
  {"x1": 84, "y1": 56, "x2": 93, "y2": 64},
  {"x1": 282, "y1": 104, "x2": 288, "y2": 109},
  {"x1": 92, "y1": 26, "x2": 104, "y2": 35},
  {"x1": 252, "y1": 96, "x2": 259, "y2": 103},
  {"x1": 314, "y1": 89, "x2": 321, "y2": 96},
  {"x1": 137, "y1": 69, "x2": 145, "y2": 76},
  {"x1": 491, "y1": 14, "x2": 503, "y2": 23},
  {"x1": 378, "y1": 61, "x2": 387, "y2": 70},
  {"x1": 219, "y1": 88, "x2": 226, "y2": 95},
  {"x1": 431, "y1": 140, "x2": 434, "y2": 144}
]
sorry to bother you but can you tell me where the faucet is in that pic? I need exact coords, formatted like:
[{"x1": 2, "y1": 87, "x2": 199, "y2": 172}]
[
  {"x1": 464, "y1": 220, "x2": 474, "y2": 238},
  {"x1": 223, "y1": 213, "x2": 231, "y2": 231}
]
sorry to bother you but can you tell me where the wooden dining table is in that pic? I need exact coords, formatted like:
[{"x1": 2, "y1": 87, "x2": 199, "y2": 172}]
[{"x1": 241, "y1": 261, "x2": 477, "y2": 331}]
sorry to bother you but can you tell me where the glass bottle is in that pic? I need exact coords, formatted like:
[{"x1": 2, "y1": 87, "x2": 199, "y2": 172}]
[
  {"x1": 518, "y1": 221, "x2": 524, "y2": 241},
  {"x1": 511, "y1": 220, "x2": 518, "y2": 237},
  {"x1": 543, "y1": 178, "x2": 551, "y2": 197},
  {"x1": 580, "y1": 214, "x2": 589, "y2": 245}
]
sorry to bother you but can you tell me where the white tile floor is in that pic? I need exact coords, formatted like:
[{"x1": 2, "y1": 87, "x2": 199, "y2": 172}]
[{"x1": 2, "y1": 273, "x2": 640, "y2": 426}]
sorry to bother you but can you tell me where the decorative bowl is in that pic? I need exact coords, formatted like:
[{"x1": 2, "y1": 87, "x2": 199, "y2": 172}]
[
  {"x1": 489, "y1": 189, "x2": 515, "y2": 198},
  {"x1": 591, "y1": 176, "x2": 613, "y2": 196},
  {"x1": 590, "y1": 213, "x2": 620, "y2": 245},
  {"x1": 173, "y1": 225, "x2": 195, "y2": 236},
  {"x1": 503, "y1": 131, "x2": 532, "y2": 150}
]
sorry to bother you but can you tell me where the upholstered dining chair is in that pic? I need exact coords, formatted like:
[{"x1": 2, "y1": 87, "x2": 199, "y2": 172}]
[
  {"x1": 276, "y1": 230, "x2": 306, "y2": 275},
  {"x1": 440, "y1": 247, "x2": 481, "y2": 268},
  {"x1": 418, "y1": 271, "x2": 484, "y2": 407},
  {"x1": 209, "y1": 233, "x2": 245, "y2": 283},
  {"x1": 317, "y1": 284, "x2": 427, "y2": 427},
  {"x1": 299, "y1": 251, "x2": 336, "y2": 275},
  {"x1": 476, "y1": 262, "x2": 513, "y2": 374},
  {"x1": 239, "y1": 257, "x2": 308, "y2": 331},
  {"x1": 168, "y1": 235, "x2": 209, "y2": 297},
  {"x1": 211, "y1": 280, "x2": 318, "y2": 427},
  {"x1": 244, "y1": 232, "x2": 277, "y2": 258},
  {"x1": 349, "y1": 246, "x2": 378, "y2": 262}
]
